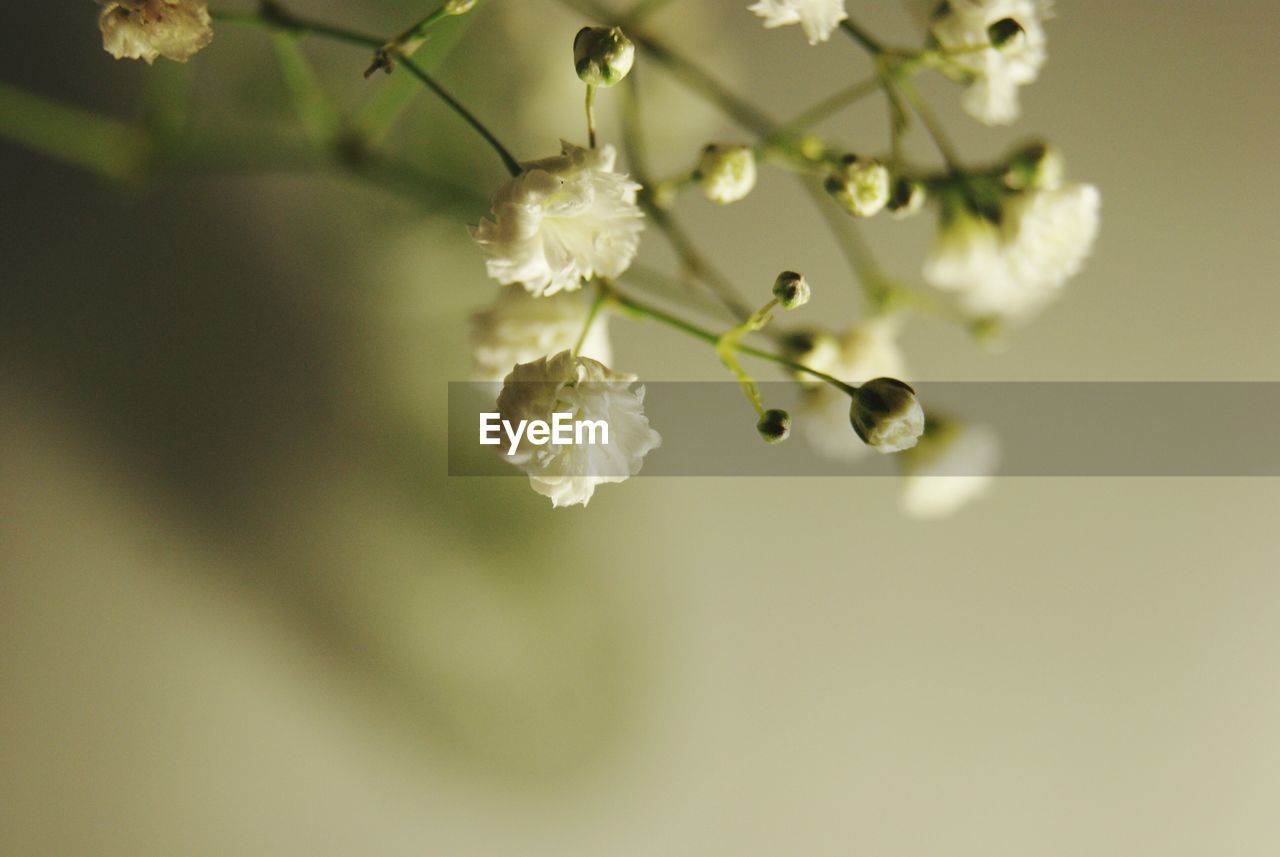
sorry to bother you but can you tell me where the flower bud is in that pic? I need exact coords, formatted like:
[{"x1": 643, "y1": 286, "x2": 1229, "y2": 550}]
[
  {"x1": 444, "y1": 0, "x2": 477, "y2": 14},
  {"x1": 849, "y1": 378, "x2": 925, "y2": 453},
  {"x1": 887, "y1": 176, "x2": 926, "y2": 219},
  {"x1": 987, "y1": 17, "x2": 1026, "y2": 49},
  {"x1": 771, "y1": 271, "x2": 810, "y2": 309},
  {"x1": 825, "y1": 155, "x2": 891, "y2": 218},
  {"x1": 574, "y1": 26, "x2": 635, "y2": 87},
  {"x1": 757, "y1": 409, "x2": 792, "y2": 444},
  {"x1": 1002, "y1": 140, "x2": 1064, "y2": 191},
  {"x1": 696, "y1": 144, "x2": 757, "y2": 204}
]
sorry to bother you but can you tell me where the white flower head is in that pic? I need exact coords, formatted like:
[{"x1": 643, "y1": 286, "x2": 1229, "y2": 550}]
[
  {"x1": 795, "y1": 319, "x2": 908, "y2": 461},
  {"x1": 749, "y1": 0, "x2": 848, "y2": 45},
  {"x1": 98, "y1": 0, "x2": 213, "y2": 64},
  {"x1": 696, "y1": 144, "x2": 758, "y2": 205},
  {"x1": 470, "y1": 141, "x2": 644, "y2": 297},
  {"x1": 930, "y1": 0, "x2": 1051, "y2": 125},
  {"x1": 850, "y1": 378, "x2": 926, "y2": 454},
  {"x1": 471, "y1": 287, "x2": 612, "y2": 383},
  {"x1": 900, "y1": 418, "x2": 1000, "y2": 518},
  {"x1": 826, "y1": 156, "x2": 891, "y2": 218},
  {"x1": 924, "y1": 182, "x2": 1100, "y2": 322},
  {"x1": 495, "y1": 351, "x2": 661, "y2": 507}
]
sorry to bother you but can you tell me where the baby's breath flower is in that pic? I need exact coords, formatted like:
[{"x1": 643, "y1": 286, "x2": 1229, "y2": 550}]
[
  {"x1": 496, "y1": 351, "x2": 661, "y2": 507},
  {"x1": 757, "y1": 409, "x2": 792, "y2": 444},
  {"x1": 471, "y1": 287, "x2": 612, "y2": 383},
  {"x1": 98, "y1": 0, "x2": 213, "y2": 64},
  {"x1": 573, "y1": 26, "x2": 635, "y2": 87},
  {"x1": 826, "y1": 156, "x2": 891, "y2": 218},
  {"x1": 850, "y1": 378, "x2": 926, "y2": 454},
  {"x1": 772, "y1": 271, "x2": 810, "y2": 309},
  {"x1": 749, "y1": 0, "x2": 848, "y2": 45},
  {"x1": 1003, "y1": 140, "x2": 1064, "y2": 191},
  {"x1": 924, "y1": 181, "x2": 1100, "y2": 322},
  {"x1": 930, "y1": 0, "x2": 1050, "y2": 126},
  {"x1": 794, "y1": 319, "x2": 908, "y2": 461},
  {"x1": 696, "y1": 144, "x2": 758, "y2": 205},
  {"x1": 888, "y1": 177, "x2": 927, "y2": 219},
  {"x1": 899, "y1": 417, "x2": 1000, "y2": 518},
  {"x1": 470, "y1": 141, "x2": 645, "y2": 297}
]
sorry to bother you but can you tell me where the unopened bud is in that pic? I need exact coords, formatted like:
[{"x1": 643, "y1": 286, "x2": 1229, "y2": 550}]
[
  {"x1": 574, "y1": 26, "x2": 635, "y2": 87},
  {"x1": 1003, "y1": 140, "x2": 1064, "y2": 191},
  {"x1": 444, "y1": 0, "x2": 477, "y2": 14},
  {"x1": 849, "y1": 378, "x2": 925, "y2": 453},
  {"x1": 772, "y1": 271, "x2": 810, "y2": 309},
  {"x1": 887, "y1": 176, "x2": 926, "y2": 219},
  {"x1": 696, "y1": 144, "x2": 757, "y2": 204},
  {"x1": 757, "y1": 408, "x2": 792, "y2": 444},
  {"x1": 825, "y1": 155, "x2": 891, "y2": 218},
  {"x1": 987, "y1": 17, "x2": 1025, "y2": 49}
]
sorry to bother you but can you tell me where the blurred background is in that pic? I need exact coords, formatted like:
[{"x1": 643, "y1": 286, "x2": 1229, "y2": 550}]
[{"x1": 3, "y1": 1, "x2": 1279, "y2": 855}]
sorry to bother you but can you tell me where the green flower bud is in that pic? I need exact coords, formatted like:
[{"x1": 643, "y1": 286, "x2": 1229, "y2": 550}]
[
  {"x1": 696, "y1": 144, "x2": 757, "y2": 204},
  {"x1": 987, "y1": 17, "x2": 1026, "y2": 49},
  {"x1": 444, "y1": 0, "x2": 477, "y2": 14},
  {"x1": 825, "y1": 155, "x2": 891, "y2": 218},
  {"x1": 849, "y1": 378, "x2": 925, "y2": 453},
  {"x1": 771, "y1": 271, "x2": 810, "y2": 309},
  {"x1": 757, "y1": 408, "x2": 792, "y2": 444},
  {"x1": 887, "y1": 176, "x2": 926, "y2": 219},
  {"x1": 574, "y1": 26, "x2": 635, "y2": 87},
  {"x1": 1003, "y1": 140, "x2": 1064, "y2": 191}
]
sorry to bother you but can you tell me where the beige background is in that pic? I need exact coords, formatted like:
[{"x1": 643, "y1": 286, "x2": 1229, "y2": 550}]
[{"x1": 2, "y1": 1, "x2": 1279, "y2": 855}]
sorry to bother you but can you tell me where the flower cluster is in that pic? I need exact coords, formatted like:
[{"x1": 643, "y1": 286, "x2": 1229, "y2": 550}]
[{"x1": 98, "y1": 0, "x2": 213, "y2": 64}]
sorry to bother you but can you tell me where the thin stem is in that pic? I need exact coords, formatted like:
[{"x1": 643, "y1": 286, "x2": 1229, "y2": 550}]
[
  {"x1": 0, "y1": 81, "x2": 151, "y2": 179},
  {"x1": 210, "y1": 7, "x2": 384, "y2": 49},
  {"x1": 573, "y1": 285, "x2": 609, "y2": 356},
  {"x1": 395, "y1": 55, "x2": 522, "y2": 176},
  {"x1": 802, "y1": 179, "x2": 898, "y2": 312},
  {"x1": 607, "y1": 286, "x2": 858, "y2": 397},
  {"x1": 892, "y1": 76, "x2": 960, "y2": 171},
  {"x1": 772, "y1": 76, "x2": 881, "y2": 140},
  {"x1": 621, "y1": 0, "x2": 677, "y2": 23},
  {"x1": 839, "y1": 18, "x2": 885, "y2": 56},
  {"x1": 585, "y1": 84, "x2": 598, "y2": 148}
]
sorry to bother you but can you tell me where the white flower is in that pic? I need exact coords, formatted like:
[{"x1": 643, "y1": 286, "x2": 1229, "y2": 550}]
[
  {"x1": 924, "y1": 183, "x2": 1100, "y2": 322},
  {"x1": 697, "y1": 144, "x2": 757, "y2": 205},
  {"x1": 495, "y1": 351, "x2": 661, "y2": 507},
  {"x1": 749, "y1": 0, "x2": 847, "y2": 45},
  {"x1": 98, "y1": 0, "x2": 213, "y2": 65},
  {"x1": 850, "y1": 378, "x2": 925, "y2": 453},
  {"x1": 930, "y1": 0, "x2": 1051, "y2": 125},
  {"x1": 470, "y1": 141, "x2": 644, "y2": 297},
  {"x1": 900, "y1": 421, "x2": 1000, "y2": 518},
  {"x1": 796, "y1": 319, "x2": 908, "y2": 461},
  {"x1": 826, "y1": 156, "x2": 891, "y2": 218},
  {"x1": 471, "y1": 287, "x2": 612, "y2": 382}
]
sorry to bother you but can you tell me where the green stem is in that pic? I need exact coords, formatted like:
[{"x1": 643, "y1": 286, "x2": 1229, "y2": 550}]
[
  {"x1": 622, "y1": 0, "x2": 677, "y2": 23},
  {"x1": 585, "y1": 84, "x2": 598, "y2": 148},
  {"x1": 771, "y1": 76, "x2": 881, "y2": 140},
  {"x1": 892, "y1": 76, "x2": 960, "y2": 170},
  {"x1": 607, "y1": 286, "x2": 858, "y2": 397},
  {"x1": 393, "y1": 55, "x2": 522, "y2": 177},
  {"x1": 802, "y1": 179, "x2": 898, "y2": 312},
  {"x1": 271, "y1": 33, "x2": 343, "y2": 148},
  {"x1": 210, "y1": 6, "x2": 384, "y2": 49},
  {"x1": 839, "y1": 18, "x2": 885, "y2": 56},
  {"x1": 0, "y1": 81, "x2": 151, "y2": 179},
  {"x1": 573, "y1": 285, "x2": 609, "y2": 356}
]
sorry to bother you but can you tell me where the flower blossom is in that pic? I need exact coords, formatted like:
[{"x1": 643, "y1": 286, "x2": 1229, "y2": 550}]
[
  {"x1": 790, "y1": 319, "x2": 909, "y2": 461},
  {"x1": 924, "y1": 182, "x2": 1100, "y2": 322},
  {"x1": 471, "y1": 287, "x2": 612, "y2": 383},
  {"x1": 900, "y1": 418, "x2": 1000, "y2": 518},
  {"x1": 748, "y1": 0, "x2": 848, "y2": 45},
  {"x1": 98, "y1": 0, "x2": 213, "y2": 64},
  {"x1": 930, "y1": 0, "x2": 1051, "y2": 125},
  {"x1": 495, "y1": 351, "x2": 661, "y2": 507},
  {"x1": 470, "y1": 141, "x2": 644, "y2": 297}
]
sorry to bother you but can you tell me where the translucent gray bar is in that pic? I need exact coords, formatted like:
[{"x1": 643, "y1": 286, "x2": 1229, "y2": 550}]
[{"x1": 448, "y1": 382, "x2": 1280, "y2": 476}]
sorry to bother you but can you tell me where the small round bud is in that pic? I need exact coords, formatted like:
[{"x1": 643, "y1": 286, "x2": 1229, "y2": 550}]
[
  {"x1": 987, "y1": 17, "x2": 1026, "y2": 49},
  {"x1": 849, "y1": 377, "x2": 925, "y2": 453},
  {"x1": 887, "y1": 176, "x2": 926, "y2": 219},
  {"x1": 757, "y1": 409, "x2": 792, "y2": 444},
  {"x1": 825, "y1": 155, "x2": 891, "y2": 218},
  {"x1": 573, "y1": 26, "x2": 635, "y2": 87},
  {"x1": 1003, "y1": 140, "x2": 1064, "y2": 191},
  {"x1": 444, "y1": 0, "x2": 477, "y2": 14},
  {"x1": 696, "y1": 144, "x2": 757, "y2": 204},
  {"x1": 771, "y1": 271, "x2": 810, "y2": 309}
]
